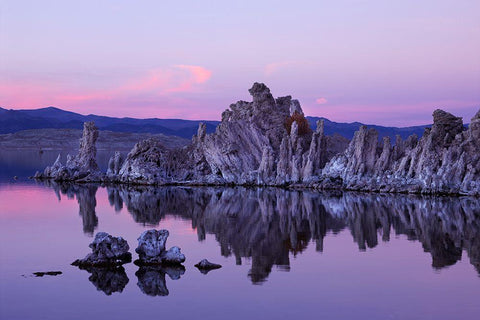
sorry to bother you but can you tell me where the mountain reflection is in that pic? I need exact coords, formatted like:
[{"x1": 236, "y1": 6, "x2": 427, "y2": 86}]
[{"x1": 41, "y1": 181, "x2": 480, "y2": 283}]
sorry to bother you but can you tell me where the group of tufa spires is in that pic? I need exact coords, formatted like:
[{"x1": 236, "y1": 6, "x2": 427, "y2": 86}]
[{"x1": 34, "y1": 83, "x2": 480, "y2": 196}]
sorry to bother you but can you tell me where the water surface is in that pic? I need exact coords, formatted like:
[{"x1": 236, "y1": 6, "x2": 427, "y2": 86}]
[{"x1": 1, "y1": 180, "x2": 479, "y2": 320}]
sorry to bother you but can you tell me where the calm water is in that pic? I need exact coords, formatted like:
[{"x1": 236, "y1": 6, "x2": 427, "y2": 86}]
[{"x1": 0, "y1": 153, "x2": 479, "y2": 320}]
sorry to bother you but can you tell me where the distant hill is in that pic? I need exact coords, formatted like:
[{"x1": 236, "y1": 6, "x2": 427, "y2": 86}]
[
  {"x1": 0, "y1": 106, "x2": 432, "y2": 142},
  {"x1": 0, "y1": 107, "x2": 219, "y2": 139},
  {"x1": 306, "y1": 116, "x2": 428, "y2": 141}
]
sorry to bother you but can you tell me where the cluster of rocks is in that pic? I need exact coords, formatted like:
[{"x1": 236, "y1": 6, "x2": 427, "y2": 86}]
[
  {"x1": 34, "y1": 83, "x2": 479, "y2": 195},
  {"x1": 72, "y1": 229, "x2": 221, "y2": 269},
  {"x1": 72, "y1": 230, "x2": 185, "y2": 267},
  {"x1": 71, "y1": 229, "x2": 222, "y2": 295},
  {"x1": 320, "y1": 109, "x2": 480, "y2": 195}
]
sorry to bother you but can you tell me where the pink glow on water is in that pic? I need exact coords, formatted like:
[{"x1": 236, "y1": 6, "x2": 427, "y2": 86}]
[{"x1": 0, "y1": 186, "x2": 70, "y2": 218}]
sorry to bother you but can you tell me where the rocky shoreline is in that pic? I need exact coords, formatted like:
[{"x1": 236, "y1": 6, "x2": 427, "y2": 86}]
[{"x1": 34, "y1": 83, "x2": 480, "y2": 196}]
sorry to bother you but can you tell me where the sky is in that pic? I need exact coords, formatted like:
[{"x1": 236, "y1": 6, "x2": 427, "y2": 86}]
[{"x1": 1, "y1": 0, "x2": 479, "y2": 126}]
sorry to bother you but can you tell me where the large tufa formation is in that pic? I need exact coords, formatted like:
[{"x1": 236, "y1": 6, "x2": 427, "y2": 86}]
[
  {"x1": 193, "y1": 83, "x2": 348, "y2": 185},
  {"x1": 33, "y1": 83, "x2": 479, "y2": 196},
  {"x1": 114, "y1": 82, "x2": 347, "y2": 186},
  {"x1": 322, "y1": 109, "x2": 480, "y2": 195},
  {"x1": 34, "y1": 122, "x2": 103, "y2": 182}
]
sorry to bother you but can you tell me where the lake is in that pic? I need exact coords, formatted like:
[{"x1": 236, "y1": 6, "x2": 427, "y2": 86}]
[{"x1": 0, "y1": 152, "x2": 479, "y2": 320}]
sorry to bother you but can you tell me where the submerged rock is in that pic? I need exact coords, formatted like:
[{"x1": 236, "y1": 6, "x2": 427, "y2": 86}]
[
  {"x1": 194, "y1": 259, "x2": 222, "y2": 274},
  {"x1": 33, "y1": 271, "x2": 62, "y2": 277},
  {"x1": 135, "y1": 229, "x2": 186, "y2": 265},
  {"x1": 72, "y1": 232, "x2": 132, "y2": 267}
]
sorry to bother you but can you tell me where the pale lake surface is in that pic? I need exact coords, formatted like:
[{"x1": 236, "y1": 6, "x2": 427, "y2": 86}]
[{"x1": 0, "y1": 150, "x2": 479, "y2": 320}]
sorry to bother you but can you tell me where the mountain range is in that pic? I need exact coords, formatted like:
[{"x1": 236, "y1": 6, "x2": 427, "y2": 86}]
[{"x1": 0, "y1": 106, "x2": 429, "y2": 141}]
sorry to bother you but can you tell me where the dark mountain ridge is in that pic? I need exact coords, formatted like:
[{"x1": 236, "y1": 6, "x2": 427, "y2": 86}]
[{"x1": 0, "y1": 106, "x2": 435, "y2": 141}]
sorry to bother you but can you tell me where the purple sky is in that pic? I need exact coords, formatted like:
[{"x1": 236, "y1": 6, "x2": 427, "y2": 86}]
[{"x1": 1, "y1": 0, "x2": 479, "y2": 126}]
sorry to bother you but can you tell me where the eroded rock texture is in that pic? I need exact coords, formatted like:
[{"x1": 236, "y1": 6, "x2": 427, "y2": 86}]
[
  {"x1": 34, "y1": 122, "x2": 103, "y2": 182},
  {"x1": 322, "y1": 109, "x2": 480, "y2": 195},
  {"x1": 34, "y1": 84, "x2": 478, "y2": 195},
  {"x1": 135, "y1": 229, "x2": 186, "y2": 265},
  {"x1": 113, "y1": 83, "x2": 348, "y2": 186},
  {"x1": 72, "y1": 232, "x2": 132, "y2": 267}
]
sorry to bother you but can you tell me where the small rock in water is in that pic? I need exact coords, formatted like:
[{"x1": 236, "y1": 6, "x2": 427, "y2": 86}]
[
  {"x1": 72, "y1": 232, "x2": 131, "y2": 267},
  {"x1": 33, "y1": 271, "x2": 62, "y2": 277},
  {"x1": 135, "y1": 229, "x2": 186, "y2": 265},
  {"x1": 195, "y1": 259, "x2": 222, "y2": 274}
]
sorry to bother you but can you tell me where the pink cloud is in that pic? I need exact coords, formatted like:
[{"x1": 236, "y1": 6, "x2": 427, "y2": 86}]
[
  {"x1": 174, "y1": 65, "x2": 212, "y2": 83},
  {"x1": 315, "y1": 97, "x2": 328, "y2": 104},
  {"x1": 121, "y1": 65, "x2": 212, "y2": 94},
  {"x1": 0, "y1": 65, "x2": 213, "y2": 115}
]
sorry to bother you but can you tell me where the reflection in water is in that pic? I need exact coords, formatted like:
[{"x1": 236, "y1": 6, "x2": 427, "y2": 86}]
[
  {"x1": 43, "y1": 181, "x2": 99, "y2": 235},
  {"x1": 41, "y1": 181, "x2": 480, "y2": 283},
  {"x1": 78, "y1": 266, "x2": 129, "y2": 296},
  {"x1": 135, "y1": 265, "x2": 185, "y2": 296}
]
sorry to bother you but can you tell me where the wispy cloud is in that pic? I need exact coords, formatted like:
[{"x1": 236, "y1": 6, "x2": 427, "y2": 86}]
[
  {"x1": 315, "y1": 97, "x2": 328, "y2": 104},
  {"x1": 0, "y1": 65, "x2": 213, "y2": 108},
  {"x1": 122, "y1": 65, "x2": 212, "y2": 94}
]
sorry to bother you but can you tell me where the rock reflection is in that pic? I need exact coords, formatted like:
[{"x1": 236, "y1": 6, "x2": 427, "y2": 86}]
[
  {"x1": 42, "y1": 182, "x2": 480, "y2": 282},
  {"x1": 79, "y1": 266, "x2": 129, "y2": 295},
  {"x1": 135, "y1": 265, "x2": 185, "y2": 296},
  {"x1": 111, "y1": 186, "x2": 480, "y2": 281},
  {"x1": 40, "y1": 180, "x2": 99, "y2": 235}
]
